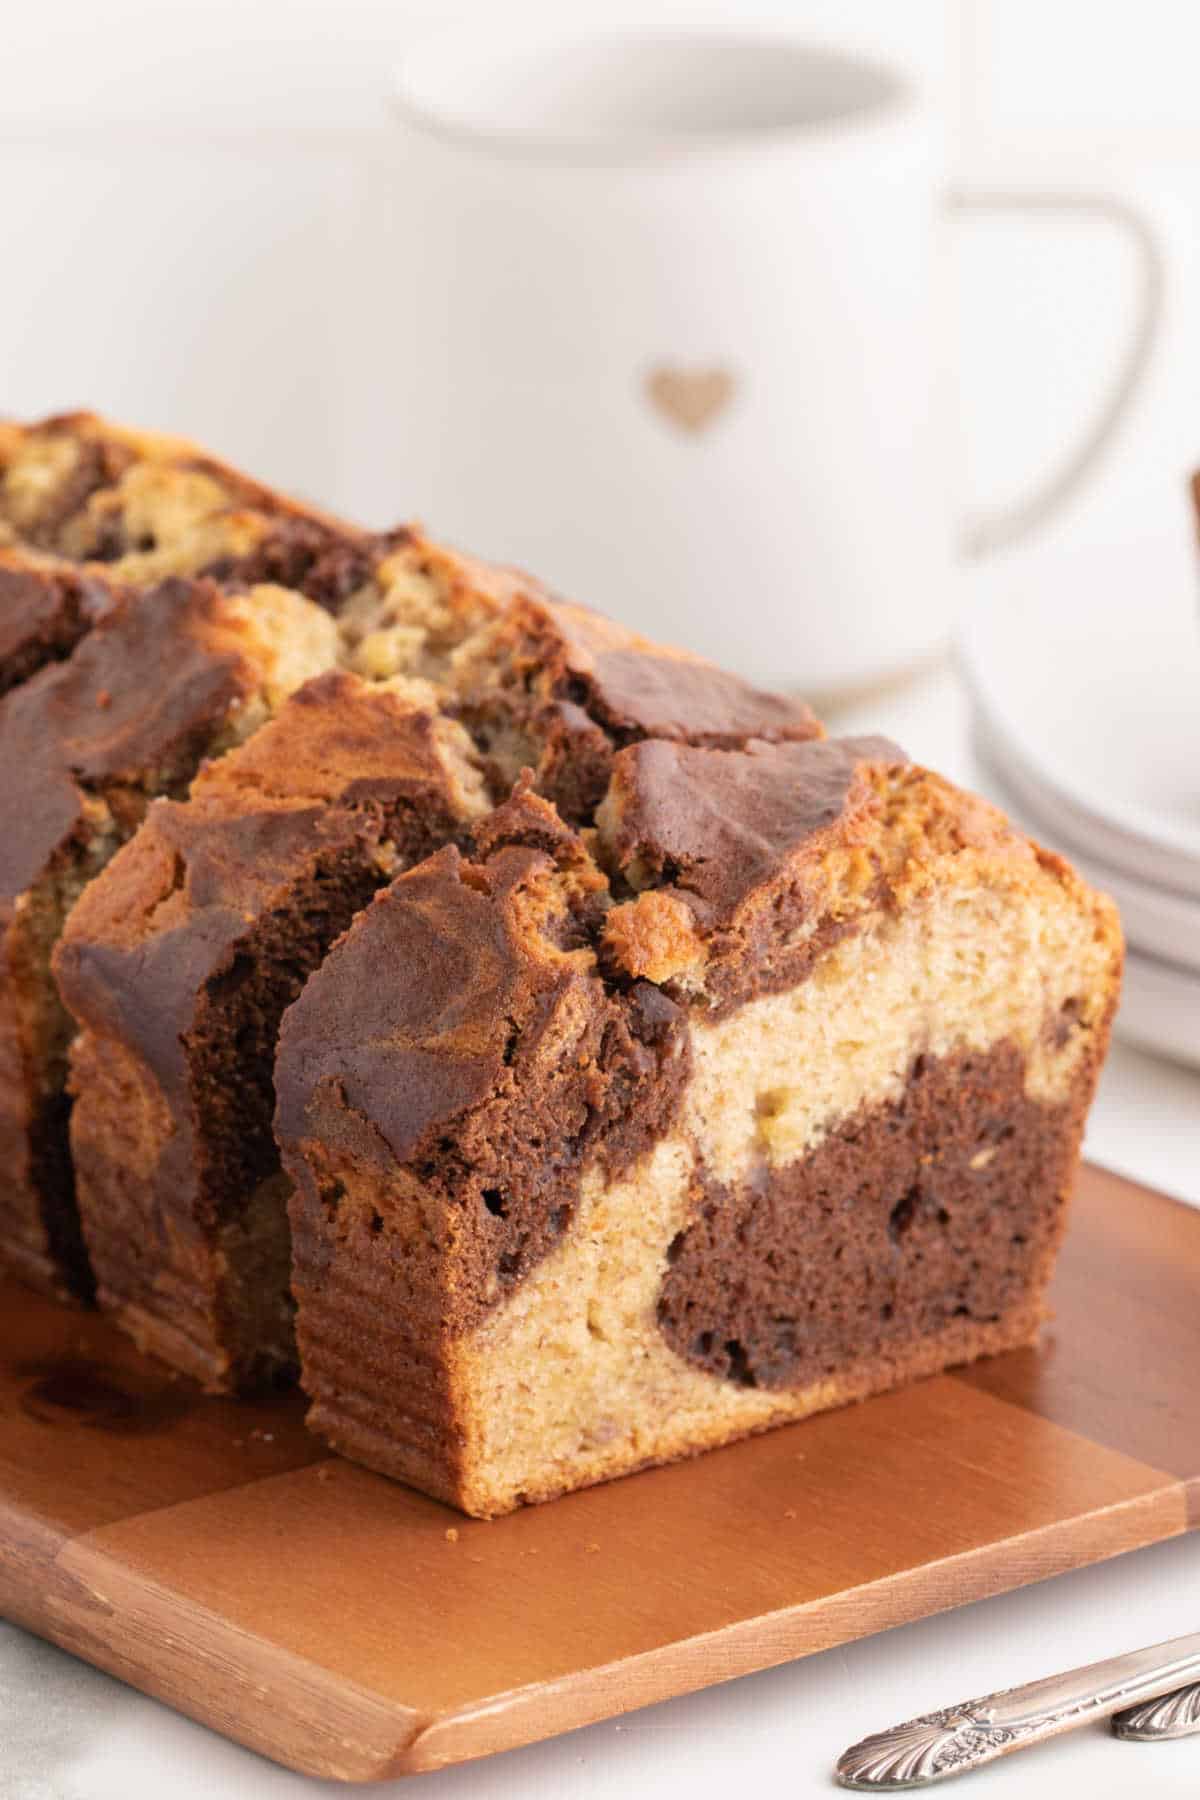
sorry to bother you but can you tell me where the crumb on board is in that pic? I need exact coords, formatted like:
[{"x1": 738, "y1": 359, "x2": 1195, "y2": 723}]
[{"x1": 445, "y1": 1527, "x2": 459, "y2": 1543}]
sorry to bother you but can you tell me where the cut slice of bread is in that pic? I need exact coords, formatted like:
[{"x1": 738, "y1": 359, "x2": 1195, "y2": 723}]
[
  {"x1": 54, "y1": 670, "x2": 490, "y2": 1382},
  {"x1": 274, "y1": 745, "x2": 1121, "y2": 1516}
]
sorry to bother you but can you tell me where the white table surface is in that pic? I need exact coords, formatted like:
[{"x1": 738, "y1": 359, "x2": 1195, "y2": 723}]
[{"x1": 6, "y1": 661, "x2": 1200, "y2": 1800}]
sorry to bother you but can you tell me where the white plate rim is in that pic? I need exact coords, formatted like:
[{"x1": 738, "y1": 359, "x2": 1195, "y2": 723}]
[
  {"x1": 957, "y1": 646, "x2": 1200, "y2": 897},
  {"x1": 971, "y1": 711, "x2": 1200, "y2": 920},
  {"x1": 955, "y1": 577, "x2": 1200, "y2": 879},
  {"x1": 963, "y1": 718, "x2": 1200, "y2": 1070}
]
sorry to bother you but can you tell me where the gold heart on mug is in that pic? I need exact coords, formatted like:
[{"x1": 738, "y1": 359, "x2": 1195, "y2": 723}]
[{"x1": 644, "y1": 364, "x2": 737, "y2": 434}]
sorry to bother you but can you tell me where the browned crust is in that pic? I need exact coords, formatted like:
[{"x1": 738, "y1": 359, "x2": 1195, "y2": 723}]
[
  {"x1": 597, "y1": 743, "x2": 1077, "y2": 1013},
  {"x1": 0, "y1": 579, "x2": 264, "y2": 915},
  {"x1": 0, "y1": 413, "x2": 385, "y2": 705},
  {"x1": 0, "y1": 551, "x2": 126, "y2": 698},
  {"x1": 0, "y1": 410, "x2": 370, "y2": 560},
  {"x1": 451, "y1": 585, "x2": 822, "y2": 822}
]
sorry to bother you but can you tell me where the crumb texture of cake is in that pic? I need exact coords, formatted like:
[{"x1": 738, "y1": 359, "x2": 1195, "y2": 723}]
[
  {"x1": 53, "y1": 671, "x2": 491, "y2": 1386},
  {"x1": 0, "y1": 576, "x2": 340, "y2": 1300},
  {"x1": 340, "y1": 532, "x2": 821, "y2": 820},
  {"x1": 0, "y1": 411, "x2": 376, "y2": 591},
  {"x1": 0, "y1": 412, "x2": 383, "y2": 698},
  {"x1": 275, "y1": 736, "x2": 1121, "y2": 1517},
  {"x1": 446, "y1": 586, "x2": 822, "y2": 821}
]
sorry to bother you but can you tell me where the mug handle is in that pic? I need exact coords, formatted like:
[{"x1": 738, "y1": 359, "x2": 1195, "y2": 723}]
[{"x1": 950, "y1": 187, "x2": 1166, "y2": 560}]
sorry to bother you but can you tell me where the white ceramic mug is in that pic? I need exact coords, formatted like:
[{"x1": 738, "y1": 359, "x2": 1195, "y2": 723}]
[{"x1": 388, "y1": 30, "x2": 1162, "y2": 696}]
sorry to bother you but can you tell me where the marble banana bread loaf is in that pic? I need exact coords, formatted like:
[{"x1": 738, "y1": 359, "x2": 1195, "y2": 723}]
[
  {"x1": 273, "y1": 747, "x2": 1121, "y2": 1517},
  {"x1": 34, "y1": 410, "x2": 818, "y2": 1349},
  {"x1": 16, "y1": 410, "x2": 1120, "y2": 1524}
]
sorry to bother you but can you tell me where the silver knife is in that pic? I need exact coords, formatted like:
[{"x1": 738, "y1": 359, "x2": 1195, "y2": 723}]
[{"x1": 836, "y1": 1631, "x2": 1200, "y2": 1788}]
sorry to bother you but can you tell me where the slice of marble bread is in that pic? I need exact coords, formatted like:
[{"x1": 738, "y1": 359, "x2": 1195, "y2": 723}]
[
  {"x1": 53, "y1": 671, "x2": 490, "y2": 1386},
  {"x1": 0, "y1": 577, "x2": 341, "y2": 1299},
  {"x1": 273, "y1": 744, "x2": 1122, "y2": 1517},
  {"x1": 0, "y1": 409, "x2": 419, "y2": 1302}
]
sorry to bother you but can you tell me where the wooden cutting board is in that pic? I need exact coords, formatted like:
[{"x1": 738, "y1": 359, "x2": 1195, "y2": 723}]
[{"x1": 1, "y1": 1163, "x2": 1198, "y2": 1782}]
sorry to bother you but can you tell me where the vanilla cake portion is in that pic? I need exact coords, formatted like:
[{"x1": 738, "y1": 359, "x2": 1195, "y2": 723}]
[
  {"x1": 0, "y1": 577, "x2": 341, "y2": 1299},
  {"x1": 54, "y1": 672, "x2": 490, "y2": 1385},
  {"x1": 275, "y1": 742, "x2": 1122, "y2": 1517}
]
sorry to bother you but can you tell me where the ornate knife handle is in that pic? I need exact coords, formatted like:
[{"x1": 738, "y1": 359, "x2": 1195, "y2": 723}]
[{"x1": 836, "y1": 1632, "x2": 1200, "y2": 1789}]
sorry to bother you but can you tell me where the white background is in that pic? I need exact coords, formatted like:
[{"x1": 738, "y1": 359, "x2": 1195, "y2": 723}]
[
  {"x1": 3, "y1": 4, "x2": 1200, "y2": 1797},
  {"x1": 2, "y1": 0, "x2": 1198, "y2": 550}
]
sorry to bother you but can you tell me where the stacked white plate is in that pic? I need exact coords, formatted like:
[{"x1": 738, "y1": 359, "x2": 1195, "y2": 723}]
[{"x1": 957, "y1": 537, "x2": 1200, "y2": 1070}]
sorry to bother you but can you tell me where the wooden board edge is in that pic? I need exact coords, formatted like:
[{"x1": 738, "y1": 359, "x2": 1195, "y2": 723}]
[
  {"x1": 392, "y1": 1485, "x2": 1191, "y2": 1778},
  {"x1": 0, "y1": 1160, "x2": 1193, "y2": 1783},
  {"x1": 37, "y1": 1541, "x2": 433, "y2": 1783},
  {"x1": 33, "y1": 1475, "x2": 1161, "y2": 1784}
]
